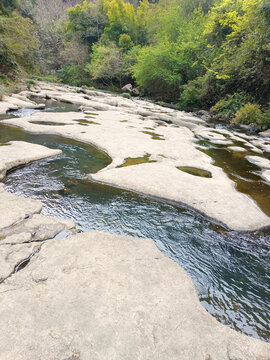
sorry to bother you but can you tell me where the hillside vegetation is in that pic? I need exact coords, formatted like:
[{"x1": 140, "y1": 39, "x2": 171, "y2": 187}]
[{"x1": 0, "y1": 0, "x2": 270, "y2": 128}]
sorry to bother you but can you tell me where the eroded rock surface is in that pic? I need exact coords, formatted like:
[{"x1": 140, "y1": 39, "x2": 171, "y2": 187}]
[
  {"x1": 0, "y1": 142, "x2": 75, "y2": 286},
  {"x1": 0, "y1": 231, "x2": 269, "y2": 360},
  {"x1": 0, "y1": 94, "x2": 44, "y2": 114},
  {"x1": 0, "y1": 140, "x2": 62, "y2": 180}
]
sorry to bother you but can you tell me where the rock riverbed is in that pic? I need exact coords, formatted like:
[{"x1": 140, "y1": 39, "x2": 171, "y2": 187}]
[
  {"x1": 2, "y1": 81, "x2": 270, "y2": 231},
  {"x1": 0, "y1": 82, "x2": 269, "y2": 358}
]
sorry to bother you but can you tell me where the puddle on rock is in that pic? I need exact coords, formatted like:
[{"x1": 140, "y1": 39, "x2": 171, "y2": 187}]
[
  {"x1": 117, "y1": 153, "x2": 157, "y2": 168},
  {"x1": 30, "y1": 121, "x2": 70, "y2": 126},
  {"x1": 85, "y1": 112, "x2": 98, "y2": 116},
  {"x1": 73, "y1": 119, "x2": 100, "y2": 125},
  {"x1": 142, "y1": 131, "x2": 165, "y2": 140},
  {"x1": 196, "y1": 136, "x2": 270, "y2": 217},
  {"x1": 177, "y1": 166, "x2": 212, "y2": 178}
]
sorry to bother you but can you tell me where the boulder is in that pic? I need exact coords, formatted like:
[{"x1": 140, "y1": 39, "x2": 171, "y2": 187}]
[{"x1": 121, "y1": 83, "x2": 133, "y2": 93}]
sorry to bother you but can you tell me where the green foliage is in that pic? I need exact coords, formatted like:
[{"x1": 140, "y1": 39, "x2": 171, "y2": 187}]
[
  {"x1": 118, "y1": 33, "x2": 134, "y2": 50},
  {"x1": 86, "y1": 43, "x2": 123, "y2": 85},
  {"x1": 26, "y1": 79, "x2": 35, "y2": 90},
  {"x1": 31, "y1": 74, "x2": 61, "y2": 83},
  {"x1": 133, "y1": 42, "x2": 183, "y2": 101},
  {"x1": 66, "y1": 0, "x2": 107, "y2": 45},
  {"x1": 86, "y1": 42, "x2": 137, "y2": 86},
  {"x1": 101, "y1": 0, "x2": 151, "y2": 45},
  {"x1": 133, "y1": 9, "x2": 207, "y2": 101},
  {"x1": 210, "y1": 93, "x2": 253, "y2": 121},
  {"x1": 205, "y1": 0, "x2": 270, "y2": 103},
  {"x1": 0, "y1": 14, "x2": 39, "y2": 78},
  {"x1": 178, "y1": 77, "x2": 205, "y2": 111},
  {"x1": 0, "y1": 80, "x2": 18, "y2": 100},
  {"x1": 261, "y1": 111, "x2": 270, "y2": 129},
  {"x1": 10, "y1": 0, "x2": 268, "y2": 120},
  {"x1": 0, "y1": 0, "x2": 18, "y2": 15},
  {"x1": 58, "y1": 64, "x2": 91, "y2": 86},
  {"x1": 232, "y1": 103, "x2": 262, "y2": 125}
]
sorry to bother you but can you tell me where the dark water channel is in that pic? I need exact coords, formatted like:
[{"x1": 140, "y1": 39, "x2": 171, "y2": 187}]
[{"x1": 0, "y1": 102, "x2": 269, "y2": 341}]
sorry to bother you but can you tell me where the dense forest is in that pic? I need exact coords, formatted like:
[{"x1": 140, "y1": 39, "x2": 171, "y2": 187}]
[{"x1": 0, "y1": 0, "x2": 270, "y2": 128}]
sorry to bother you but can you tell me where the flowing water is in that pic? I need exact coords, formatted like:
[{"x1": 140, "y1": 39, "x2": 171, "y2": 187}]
[{"x1": 0, "y1": 102, "x2": 269, "y2": 341}]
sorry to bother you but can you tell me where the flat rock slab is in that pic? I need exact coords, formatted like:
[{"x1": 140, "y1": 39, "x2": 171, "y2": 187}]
[
  {"x1": 262, "y1": 169, "x2": 270, "y2": 182},
  {"x1": 0, "y1": 95, "x2": 44, "y2": 114},
  {"x1": 0, "y1": 231, "x2": 268, "y2": 360},
  {"x1": 0, "y1": 242, "x2": 40, "y2": 282},
  {"x1": 0, "y1": 183, "x2": 42, "y2": 233},
  {"x1": 246, "y1": 156, "x2": 270, "y2": 169},
  {"x1": 228, "y1": 146, "x2": 247, "y2": 152},
  {"x1": 0, "y1": 140, "x2": 62, "y2": 180},
  {"x1": 0, "y1": 211, "x2": 75, "y2": 283}
]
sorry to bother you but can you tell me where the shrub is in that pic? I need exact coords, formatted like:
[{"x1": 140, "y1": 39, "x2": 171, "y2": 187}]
[
  {"x1": 122, "y1": 92, "x2": 131, "y2": 99},
  {"x1": 0, "y1": 15, "x2": 39, "y2": 77},
  {"x1": 26, "y1": 79, "x2": 35, "y2": 90},
  {"x1": 57, "y1": 65, "x2": 91, "y2": 86},
  {"x1": 261, "y1": 111, "x2": 270, "y2": 129},
  {"x1": 86, "y1": 43, "x2": 123, "y2": 86},
  {"x1": 210, "y1": 93, "x2": 252, "y2": 122},
  {"x1": 232, "y1": 103, "x2": 263, "y2": 125},
  {"x1": 231, "y1": 103, "x2": 270, "y2": 130},
  {"x1": 178, "y1": 77, "x2": 205, "y2": 111}
]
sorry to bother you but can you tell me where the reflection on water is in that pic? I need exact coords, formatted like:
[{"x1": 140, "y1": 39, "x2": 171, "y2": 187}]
[
  {"x1": 0, "y1": 104, "x2": 270, "y2": 341},
  {"x1": 196, "y1": 136, "x2": 270, "y2": 216}
]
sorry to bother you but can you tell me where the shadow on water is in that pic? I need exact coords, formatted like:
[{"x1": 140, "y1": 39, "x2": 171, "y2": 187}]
[{"x1": 0, "y1": 105, "x2": 269, "y2": 341}]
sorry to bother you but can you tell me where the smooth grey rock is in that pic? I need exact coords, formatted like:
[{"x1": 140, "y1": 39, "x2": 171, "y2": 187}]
[
  {"x1": 0, "y1": 231, "x2": 269, "y2": 360},
  {"x1": 0, "y1": 184, "x2": 43, "y2": 234},
  {"x1": 246, "y1": 156, "x2": 270, "y2": 169},
  {"x1": 228, "y1": 146, "x2": 247, "y2": 152},
  {"x1": 0, "y1": 242, "x2": 40, "y2": 283}
]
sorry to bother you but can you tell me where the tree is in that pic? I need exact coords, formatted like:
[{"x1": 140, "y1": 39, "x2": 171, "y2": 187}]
[
  {"x1": 205, "y1": 0, "x2": 270, "y2": 103},
  {"x1": 0, "y1": 14, "x2": 39, "y2": 76},
  {"x1": 85, "y1": 42, "x2": 124, "y2": 85},
  {"x1": 66, "y1": 0, "x2": 107, "y2": 45},
  {"x1": 133, "y1": 7, "x2": 207, "y2": 101}
]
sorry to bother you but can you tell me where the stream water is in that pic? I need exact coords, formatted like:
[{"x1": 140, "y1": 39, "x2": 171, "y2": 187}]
[{"x1": 0, "y1": 101, "x2": 269, "y2": 341}]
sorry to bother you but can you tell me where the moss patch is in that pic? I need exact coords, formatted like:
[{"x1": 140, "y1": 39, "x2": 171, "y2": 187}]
[
  {"x1": 117, "y1": 153, "x2": 157, "y2": 168},
  {"x1": 142, "y1": 131, "x2": 165, "y2": 140},
  {"x1": 29, "y1": 121, "x2": 70, "y2": 126},
  {"x1": 85, "y1": 112, "x2": 98, "y2": 116},
  {"x1": 177, "y1": 166, "x2": 212, "y2": 178},
  {"x1": 73, "y1": 119, "x2": 101, "y2": 125}
]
